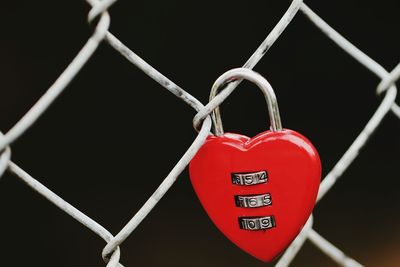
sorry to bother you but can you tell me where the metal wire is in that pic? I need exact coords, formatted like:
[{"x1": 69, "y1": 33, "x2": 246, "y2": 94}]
[
  {"x1": 193, "y1": 0, "x2": 304, "y2": 132},
  {"x1": 0, "y1": 0, "x2": 399, "y2": 266}
]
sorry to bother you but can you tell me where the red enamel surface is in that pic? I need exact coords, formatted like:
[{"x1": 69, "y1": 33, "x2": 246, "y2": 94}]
[{"x1": 189, "y1": 129, "x2": 321, "y2": 262}]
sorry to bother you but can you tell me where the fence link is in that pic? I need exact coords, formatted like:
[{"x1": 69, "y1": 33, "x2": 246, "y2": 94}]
[{"x1": 0, "y1": 1, "x2": 399, "y2": 266}]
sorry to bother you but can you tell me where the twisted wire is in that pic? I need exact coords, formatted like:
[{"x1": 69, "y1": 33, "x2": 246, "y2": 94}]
[{"x1": 0, "y1": 0, "x2": 399, "y2": 266}]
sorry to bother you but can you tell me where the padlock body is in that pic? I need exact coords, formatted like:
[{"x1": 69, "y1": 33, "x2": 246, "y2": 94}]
[{"x1": 189, "y1": 129, "x2": 321, "y2": 262}]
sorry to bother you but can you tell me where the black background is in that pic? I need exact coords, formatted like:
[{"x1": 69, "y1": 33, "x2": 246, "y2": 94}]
[{"x1": 0, "y1": 1, "x2": 399, "y2": 266}]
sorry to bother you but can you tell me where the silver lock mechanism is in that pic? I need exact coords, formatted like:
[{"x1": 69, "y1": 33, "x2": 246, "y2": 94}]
[
  {"x1": 234, "y1": 193, "x2": 272, "y2": 208},
  {"x1": 231, "y1": 170, "x2": 268, "y2": 186},
  {"x1": 238, "y1": 216, "x2": 276, "y2": 231}
]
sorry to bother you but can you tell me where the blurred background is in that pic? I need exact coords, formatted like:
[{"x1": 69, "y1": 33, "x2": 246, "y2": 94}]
[{"x1": 0, "y1": 0, "x2": 399, "y2": 266}]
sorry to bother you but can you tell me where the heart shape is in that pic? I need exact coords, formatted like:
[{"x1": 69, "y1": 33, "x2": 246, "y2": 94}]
[{"x1": 189, "y1": 129, "x2": 321, "y2": 262}]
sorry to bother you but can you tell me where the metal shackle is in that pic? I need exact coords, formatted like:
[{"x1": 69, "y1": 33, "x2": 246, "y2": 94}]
[{"x1": 210, "y1": 68, "x2": 283, "y2": 136}]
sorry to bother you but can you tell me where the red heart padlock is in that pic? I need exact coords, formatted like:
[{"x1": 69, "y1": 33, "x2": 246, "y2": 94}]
[{"x1": 189, "y1": 68, "x2": 321, "y2": 262}]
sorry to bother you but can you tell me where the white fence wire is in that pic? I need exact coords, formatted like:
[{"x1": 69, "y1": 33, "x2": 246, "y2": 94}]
[{"x1": 1, "y1": 0, "x2": 399, "y2": 266}]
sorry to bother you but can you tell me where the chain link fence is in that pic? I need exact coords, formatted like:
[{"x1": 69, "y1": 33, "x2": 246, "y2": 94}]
[{"x1": 1, "y1": 0, "x2": 399, "y2": 266}]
